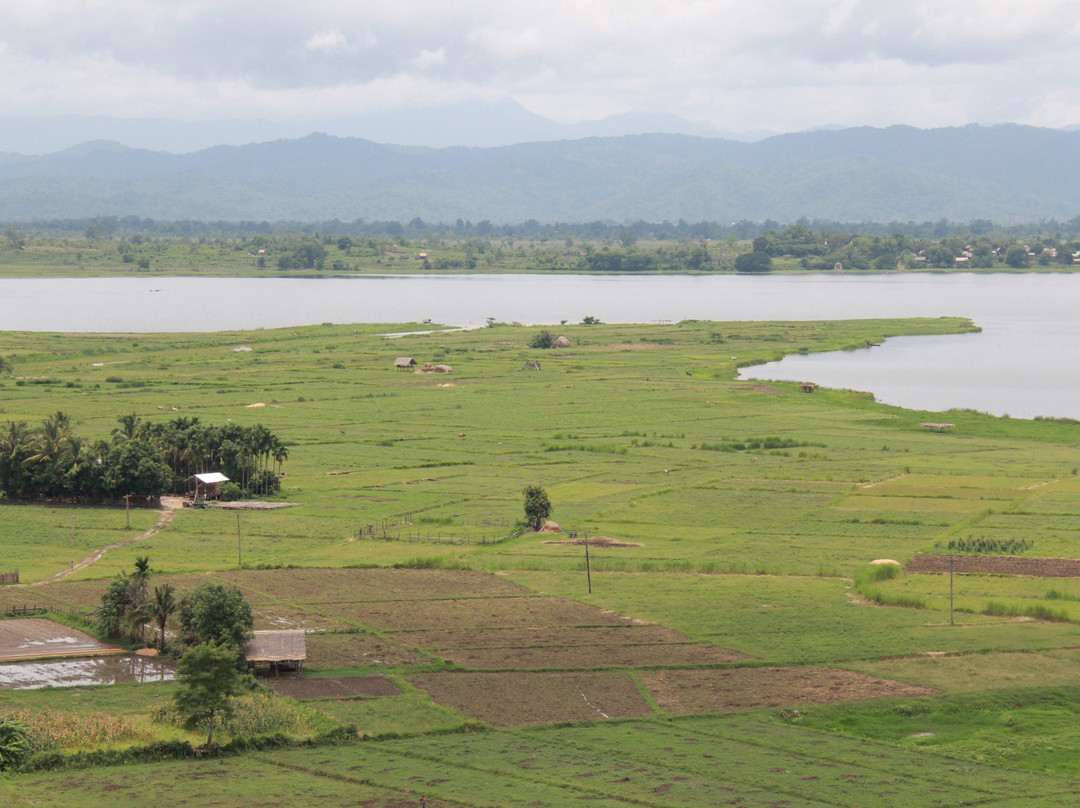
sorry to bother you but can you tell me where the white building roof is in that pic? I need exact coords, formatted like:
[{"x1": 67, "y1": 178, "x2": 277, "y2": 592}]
[{"x1": 190, "y1": 472, "x2": 230, "y2": 484}]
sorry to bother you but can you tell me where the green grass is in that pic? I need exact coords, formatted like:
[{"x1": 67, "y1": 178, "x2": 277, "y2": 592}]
[{"x1": 9, "y1": 316, "x2": 1080, "y2": 803}]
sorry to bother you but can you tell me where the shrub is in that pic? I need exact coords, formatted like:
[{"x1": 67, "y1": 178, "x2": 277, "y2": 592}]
[
  {"x1": 528, "y1": 330, "x2": 556, "y2": 349},
  {"x1": 0, "y1": 718, "x2": 34, "y2": 771}
]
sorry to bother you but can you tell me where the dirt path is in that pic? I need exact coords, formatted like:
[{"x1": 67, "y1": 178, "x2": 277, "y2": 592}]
[{"x1": 30, "y1": 506, "x2": 177, "y2": 586}]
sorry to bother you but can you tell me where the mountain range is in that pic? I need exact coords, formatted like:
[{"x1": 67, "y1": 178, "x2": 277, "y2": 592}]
[{"x1": 1, "y1": 124, "x2": 1078, "y2": 224}]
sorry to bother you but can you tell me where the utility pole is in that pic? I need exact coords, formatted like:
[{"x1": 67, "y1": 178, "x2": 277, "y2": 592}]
[
  {"x1": 237, "y1": 511, "x2": 242, "y2": 567},
  {"x1": 584, "y1": 531, "x2": 592, "y2": 594},
  {"x1": 71, "y1": 514, "x2": 76, "y2": 548},
  {"x1": 949, "y1": 555, "x2": 955, "y2": 626}
]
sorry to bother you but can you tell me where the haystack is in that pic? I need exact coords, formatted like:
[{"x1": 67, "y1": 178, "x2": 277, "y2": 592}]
[
  {"x1": 538, "y1": 520, "x2": 562, "y2": 534},
  {"x1": 553, "y1": 336, "x2": 571, "y2": 348}
]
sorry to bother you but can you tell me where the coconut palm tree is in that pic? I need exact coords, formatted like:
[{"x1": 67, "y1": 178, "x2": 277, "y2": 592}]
[
  {"x1": 151, "y1": 583, "x2": 177, "y2": 651},
  {"x1": 111, "y1": 412, "x2": 141, "y2": 444}
]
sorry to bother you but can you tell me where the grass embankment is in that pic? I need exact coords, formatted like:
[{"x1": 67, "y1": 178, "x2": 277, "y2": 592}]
[{"x1": 6, "y1": 317, "x2": 1080, "y2": 804}]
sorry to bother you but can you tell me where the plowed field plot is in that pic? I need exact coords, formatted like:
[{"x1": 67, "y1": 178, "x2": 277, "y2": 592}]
[
  {"x1": 252, "y1": 604, "x2": 351, "y2": 633},
  {"x1": 400, "y1": 624, "x2": 694, "y2": 648},
  {"x1": 320, "y1": 596, "x2": 634, "y2": 630},
  {"x1": 0, "y1": 618, "x2": 123, "y2": 661},
  {"x1": 438, "y1": 642, "x2": 747, "y2": 669},
  {"x1": 642, "y1": 667, "x2": 937, "y2": 714},
  {"x1": 33, "y1": 573, "x2": 209, "y2": 612},
  {"x1": 907, "y1": 554, "x2": 1080, "y2": 577},
  {"x1": 410, "y1": 671, "x2": 653, "y2": 726},
  {"x1": 306, "y1": 632, "x2": 425, "y2": 668},
  {"x1": 0, "y1": 589, "x2": 55, "y2": 612},
  {"x1": 268, "y1": 675, "x2": 400, "y2": 700},
  {"x1": 211, "y1": 567, "x2": 532, "y2": 603}
]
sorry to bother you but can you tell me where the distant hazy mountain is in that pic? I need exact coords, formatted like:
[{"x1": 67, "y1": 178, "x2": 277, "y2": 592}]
[
  {"x1": 0, "y1": 101, "x2": 742, "y2": 154},
  {"x1": 0, "y1": 124, "x2": 1077, "y2": 223}
]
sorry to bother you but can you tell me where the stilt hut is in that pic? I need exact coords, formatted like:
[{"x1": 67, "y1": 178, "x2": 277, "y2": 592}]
[{"x1": 243, "y1": 630, "x2": 307, "y2": 676}]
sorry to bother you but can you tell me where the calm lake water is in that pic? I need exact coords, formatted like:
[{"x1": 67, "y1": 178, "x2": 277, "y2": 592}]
[{"x1": 1, "y1": 272, "x2": 1078, "y2": 419}]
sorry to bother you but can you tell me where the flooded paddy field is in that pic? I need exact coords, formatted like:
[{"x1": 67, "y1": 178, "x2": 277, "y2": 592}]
[{"x1": 0, "y1": 655, "x2": 175, "y2": 689}]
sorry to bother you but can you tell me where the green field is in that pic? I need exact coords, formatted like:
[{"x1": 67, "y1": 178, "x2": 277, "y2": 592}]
[{"x1": 6, "y1": 316, "x2": 1080, "y2": 804}]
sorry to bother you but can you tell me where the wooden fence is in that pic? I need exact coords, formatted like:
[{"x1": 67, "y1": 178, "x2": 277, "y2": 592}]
[
  {"x1": 5, "y1": 605, "x2": 47, "y2": 616},
  {"x1": 0, "y1": 569, "x2": 18, "y2": 584},
  {"x1": 355, "y1": 517, "x2": 514, "y2": 545}
]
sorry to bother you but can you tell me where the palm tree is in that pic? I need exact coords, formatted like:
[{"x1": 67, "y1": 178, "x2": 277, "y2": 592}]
[
  {"x1": 151, "y1": 583, "x2": 177, "y2": 651},
  {"x1": 111, "y1": 412, "x2": 141, "y2": 444},
  {"x1": 122, "y1": 601, "x2": 155, "y2": 645}
]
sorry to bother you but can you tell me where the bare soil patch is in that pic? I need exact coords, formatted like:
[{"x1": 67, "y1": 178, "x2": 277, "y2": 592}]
[
  {"x1": 252, "y1": 605, "x2": 352, "y2": 633},
  {"x1": 543, "y1": 537, "x2": 641, "y2": 548},
  {"x1": 906, "y1": 554, "x2": 1080, "y2": 577},
  {"x1": 437, "y1": 642, "x2": 747, "y2": 670},
  {"x1": 410, "y1": 671, "x2": 653, "y2": 726},
  {"x1": 267, "y1": 675, "x2": 400, "y2": 700},
  {"x1": 214, "y1": 501, "x2": 297, "y2": 510},
  {"x1": 306, "y1": 632, "x2": 423, "y2": 668},
  {"x1": 0, "y1": 618, "x2": 124, "y2": 661},
  {"x1": 749, "y1": 384, "x2": 787, "y2": 394},
  {"x1": 323, "y1": 596, "x2": 635, "y2": 631},
  {"x1": 641, "y1": 667, "x2": 937, "y2": 714},
  {"x1": 399, "y1": 625, "x2": 696, "y2": 649}
]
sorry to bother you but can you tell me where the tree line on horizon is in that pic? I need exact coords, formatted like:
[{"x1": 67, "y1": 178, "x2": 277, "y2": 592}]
[
  {"x1": 7, "y1": 214, "x2": 1080, "y2": 244},
  {"x1": 0, "y1": 412, "x2": 286, "y2": 503},
  {"x1": 3, "y1": 217, "x2": 1080, "y2": 274}
]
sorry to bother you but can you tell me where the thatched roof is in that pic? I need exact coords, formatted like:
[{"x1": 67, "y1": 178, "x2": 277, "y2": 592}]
[
  {"x1": 243, "y1": 630, "x2": 307, "y2": 663},
  {"x1": 394, "y1": 357, "x2": 416, "y2": 368}
]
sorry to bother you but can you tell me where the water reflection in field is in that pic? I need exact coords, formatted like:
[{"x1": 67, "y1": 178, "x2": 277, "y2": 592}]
[{"x1": 0, "y1": 655, "x2": 175, "y2": 689}]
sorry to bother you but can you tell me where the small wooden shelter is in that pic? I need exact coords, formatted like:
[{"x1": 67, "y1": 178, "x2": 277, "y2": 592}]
[
  {"x1": 394, "y1": 357, "x2": 417, "y2": 370},
  {"x1": 801, "y1": 382, "x2": 819, "y2": 393},
  {"x1": 187, "y1": 472, "x2": 229, "y2": 501},
  {"x1": 243, "y1": 630, "x2": 307, "y2": 675}
]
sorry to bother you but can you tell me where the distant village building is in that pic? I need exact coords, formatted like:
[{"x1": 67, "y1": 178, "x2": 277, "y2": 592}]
[{"x1": 394, "y1": 357, "x2": 417, "y2": 370}]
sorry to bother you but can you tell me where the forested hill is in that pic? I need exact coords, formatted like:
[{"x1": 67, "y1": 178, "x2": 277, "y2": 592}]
[{"x1": 1, "y1": 124, "x2": 1078, "y2": 224}]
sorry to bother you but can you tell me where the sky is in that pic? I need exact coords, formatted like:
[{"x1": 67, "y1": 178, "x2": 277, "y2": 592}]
[{"x1": 3, "y1": 0, "x2": 1080, "y2": 133}]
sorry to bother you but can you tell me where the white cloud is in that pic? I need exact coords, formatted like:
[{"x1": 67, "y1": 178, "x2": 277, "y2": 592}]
[
  {"x1": 0, "y1": 1, "x2": 1078, "y2": 131},
  {"x1": 303, "y1": 29, "x2": 352, "y2": 56}
]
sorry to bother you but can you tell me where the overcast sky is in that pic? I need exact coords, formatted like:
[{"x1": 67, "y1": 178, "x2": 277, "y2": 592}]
[{"x1": 4, "y1": 1, "x2": 1080, "y2": 133}]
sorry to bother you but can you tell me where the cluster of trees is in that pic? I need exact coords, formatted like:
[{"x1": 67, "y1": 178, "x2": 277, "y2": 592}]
[
  {"x1": 752, "y1": 223, "x2": 1080, "y2": 270},
  {"x1": 96, "y1": 564, "x2": 255, "y2": 751},
  {"x1": 0, "y1": 412, "x2": 286, "y2": 503}
]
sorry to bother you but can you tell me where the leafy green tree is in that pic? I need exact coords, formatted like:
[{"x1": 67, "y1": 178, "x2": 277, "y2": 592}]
[
  {"x1": 523, "y1": 484, "x2": 552, "y2": 531},
  {"x1": 1005, "y1": 245, "x2": 1031, "y2": 268},
  {"x1": 178, "y1": 583, "x2": 255, "y2": 649},
  {"x1": 0, "y1": 356, "x2": 12, "y2": 375},
  {"x1": 173, "y1": 642, "x2": 246, "y2": 751},
  {"x1": 734, "y1": 251, "x2": 773, "y2": 273}
]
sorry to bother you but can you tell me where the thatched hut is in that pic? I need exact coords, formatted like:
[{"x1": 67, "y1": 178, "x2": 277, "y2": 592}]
[
  {"x1": 394, "y1": 357, "x2": 417, "y2": 370},
  {"x1": 243, "y1": 630, "x2": 307, "y2": 675}
]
